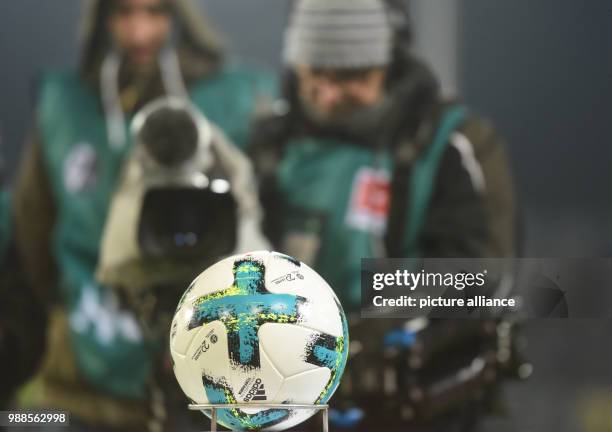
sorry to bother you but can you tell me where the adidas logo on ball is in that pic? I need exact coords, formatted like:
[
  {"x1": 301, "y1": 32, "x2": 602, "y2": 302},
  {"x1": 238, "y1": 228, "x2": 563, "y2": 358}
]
[{"x1": 244, "y1": 378, "x2": 267, "y2": 402}]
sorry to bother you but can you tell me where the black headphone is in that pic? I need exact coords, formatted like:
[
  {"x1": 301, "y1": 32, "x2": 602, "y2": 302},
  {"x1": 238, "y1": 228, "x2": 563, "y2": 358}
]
[{"x1": 384, "y1": 0, "x2": 414, "y2": 50}]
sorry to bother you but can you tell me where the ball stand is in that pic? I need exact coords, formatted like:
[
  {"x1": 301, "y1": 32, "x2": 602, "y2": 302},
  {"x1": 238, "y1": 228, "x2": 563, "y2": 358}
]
[{"x1": 188, "y1": 404, "x2": 329, "y2": 432}]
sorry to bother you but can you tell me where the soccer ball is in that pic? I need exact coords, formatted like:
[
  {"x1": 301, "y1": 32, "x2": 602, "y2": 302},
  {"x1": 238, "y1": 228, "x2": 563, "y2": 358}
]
[{"x1": 170, "y1": 251, "x2": 349, "y2": 431}]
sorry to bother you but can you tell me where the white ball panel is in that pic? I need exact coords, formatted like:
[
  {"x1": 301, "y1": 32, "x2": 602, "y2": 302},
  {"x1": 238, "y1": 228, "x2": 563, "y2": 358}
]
[
  {"x1": 264, "y1": 254, "x2": 344, "y2": 337},
  {"x1": 264, "y1": 364, "x2": 333, "y2": 432},
  {"x1": 178, "y1": 321, "x2": 230, "y2": 403},
  {"x1": 258, "y1": 323, "x2": 320, "y2": 377},
  {"x1": 172, "y1": 327, "x2": 207, "y2": 403},
  {"x1": 276, "y1": 367, "x2": 331, "y2": 404},
  {"x1": 186, "y1": 253, "x2": 239, "y2": 298},
  {"x1": 170, "y1": 304, "x2": 200, "y2": 355}
]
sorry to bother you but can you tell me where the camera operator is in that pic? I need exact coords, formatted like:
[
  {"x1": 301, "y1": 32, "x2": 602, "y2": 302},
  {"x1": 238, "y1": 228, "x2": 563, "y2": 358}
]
[
  {"x1": 11, "y1": 1, "x2": 275, "y2": 430},
  {"x1": 251, "y1": 0, "x2": 521, "y2": 430}
]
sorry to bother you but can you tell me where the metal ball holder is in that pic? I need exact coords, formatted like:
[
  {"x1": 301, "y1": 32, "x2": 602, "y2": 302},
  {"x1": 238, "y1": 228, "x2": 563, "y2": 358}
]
[{"x1": 188, "y1": 403, "x2": 329, "y2": 432}]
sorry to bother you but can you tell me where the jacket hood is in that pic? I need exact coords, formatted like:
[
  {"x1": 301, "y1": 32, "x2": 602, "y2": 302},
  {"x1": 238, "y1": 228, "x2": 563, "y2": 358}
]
[{"x1": 79, "y1": 0, "x2": 224, "y2": 84}]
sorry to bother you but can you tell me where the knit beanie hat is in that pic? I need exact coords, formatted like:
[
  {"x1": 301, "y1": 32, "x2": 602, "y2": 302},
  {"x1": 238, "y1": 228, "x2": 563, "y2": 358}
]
[{"x1": 284, "y1": 0, "x2": 393, "y2": 69}]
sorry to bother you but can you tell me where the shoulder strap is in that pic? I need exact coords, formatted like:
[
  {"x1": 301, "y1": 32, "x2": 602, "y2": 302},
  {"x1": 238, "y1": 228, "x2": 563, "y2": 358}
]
[{"x1": 388, "y1": 105, "x2": 468, "y2": 257}]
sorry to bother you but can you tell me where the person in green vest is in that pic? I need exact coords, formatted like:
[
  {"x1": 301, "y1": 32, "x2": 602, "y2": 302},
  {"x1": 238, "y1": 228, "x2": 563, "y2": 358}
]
[
  {"x1": 252, "y1": 0, "x2": 516, "y2": 311},
  {"x1": 250, "y1": 0, "x2": 518, "y2": 430},
  {"x1": 10, "y1": 0, "x2": 275, "y2": 430}
]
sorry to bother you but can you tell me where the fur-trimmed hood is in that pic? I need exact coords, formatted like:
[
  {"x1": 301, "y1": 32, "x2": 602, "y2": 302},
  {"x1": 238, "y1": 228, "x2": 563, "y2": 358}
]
[{"x1": 79, "y1": 0, "x2": 225, "y2": 85}]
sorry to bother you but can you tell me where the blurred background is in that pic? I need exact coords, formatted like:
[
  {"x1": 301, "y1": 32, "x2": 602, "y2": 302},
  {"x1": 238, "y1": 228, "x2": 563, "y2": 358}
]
[{"x1": 1, "y1": 0, "x2": 611, "y2": 430}]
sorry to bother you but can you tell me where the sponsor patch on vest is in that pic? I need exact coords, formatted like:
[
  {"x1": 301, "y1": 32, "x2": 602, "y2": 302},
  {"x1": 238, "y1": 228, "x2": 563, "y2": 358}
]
[
  {"x1": 346, "y1": 167, "x2": 390, "y2": 235},
  {"x1": 69, "y1": 283, "x2": 143, "y2": 345},
  {"x1": 64, "y1": 142, "x2": 98, "y2": 194}
]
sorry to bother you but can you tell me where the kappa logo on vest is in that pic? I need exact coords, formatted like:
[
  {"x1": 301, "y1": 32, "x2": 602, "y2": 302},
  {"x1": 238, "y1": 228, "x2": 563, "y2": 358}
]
[
  {"x1": 346, "y1": 167, "x2": 390, "y2": 236},
  {"x1": 64, "y1": 142, "x2": 99, "y2": 194},
  {"x1": 69, "y1": 283, "x2": 143, "y2": 345}
]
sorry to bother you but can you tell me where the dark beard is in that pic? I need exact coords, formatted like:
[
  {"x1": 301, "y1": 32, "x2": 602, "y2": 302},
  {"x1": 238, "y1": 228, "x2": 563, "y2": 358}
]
[{"x1": 300, "y1": 95, "x2": 394, "y2": 146}]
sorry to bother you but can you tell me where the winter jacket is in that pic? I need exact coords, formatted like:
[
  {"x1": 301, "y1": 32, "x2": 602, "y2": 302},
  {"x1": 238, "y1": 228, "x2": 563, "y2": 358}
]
[{"x1": 251, "y1": 65, "x2": 516, "y2": 312}]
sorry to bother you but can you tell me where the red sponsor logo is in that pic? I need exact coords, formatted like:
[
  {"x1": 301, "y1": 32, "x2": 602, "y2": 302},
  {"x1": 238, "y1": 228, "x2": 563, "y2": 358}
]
[{"x1": 346, "y1": 168, "x2": 390, "y2": 234}]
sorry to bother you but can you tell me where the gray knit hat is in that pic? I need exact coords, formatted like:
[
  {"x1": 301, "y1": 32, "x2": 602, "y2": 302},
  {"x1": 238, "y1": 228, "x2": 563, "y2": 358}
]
[{"x1": 284, "y1": 0, "x2": 393, "y2": 68}]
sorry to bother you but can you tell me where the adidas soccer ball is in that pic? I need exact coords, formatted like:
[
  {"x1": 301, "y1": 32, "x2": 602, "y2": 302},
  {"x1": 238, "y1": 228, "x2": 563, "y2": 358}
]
[{"x1": 170, "y1": 251, "x2": 349, "y2": 431}]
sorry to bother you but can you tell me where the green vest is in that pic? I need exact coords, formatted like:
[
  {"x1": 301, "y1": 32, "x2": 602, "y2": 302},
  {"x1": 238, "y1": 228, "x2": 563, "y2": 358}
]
[
  {"x1": 0, "y1": 190, "x2": 10, "y2": 263},
  {"x1": 278, "y1": 107, "x2": 467, "y2": 311},
  {"x1": 38, "y1": 64, "x2": 276, "y2": 399}
]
